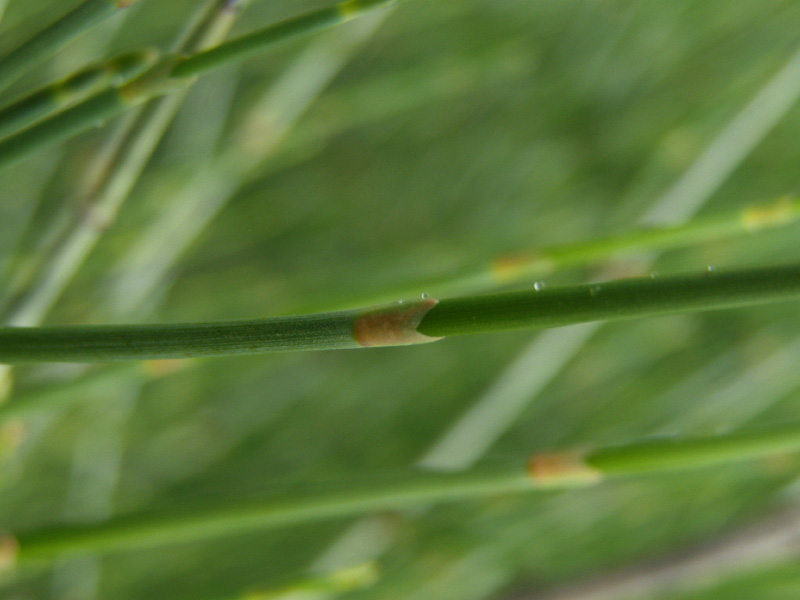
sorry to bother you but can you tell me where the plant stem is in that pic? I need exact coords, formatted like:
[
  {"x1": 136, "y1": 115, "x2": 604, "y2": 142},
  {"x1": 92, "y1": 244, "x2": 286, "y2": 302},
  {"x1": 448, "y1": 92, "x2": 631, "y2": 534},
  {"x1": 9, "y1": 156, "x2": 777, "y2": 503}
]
[
  {"x1": 304, "y1": 196, "x2": 800, "y2": 312},
  {"x1": 0, "y1": 0, "x2": 251, "y2": 328},
  {"x1": 584, "y1": 423, "x2": 800, "y2": 475},
  {"x1": 0, "y1": 0, "x2": 399, "y2": 170},
  {"x1": 0, "y1": 48, "x2": 158, "y2": 138},
  {"x1": 0, "y1": 0, "x2": 141, "y2": 94},
  {"x1": 171, "y1": 0, "x2": 401, "y2": 79},
  {"x1": 107, "y1": 10, "x2": 392, "y2": 317},
  {"x1": 9, "y1": 420, "x2": 800, "y2": 565},
  {"x1": 0, "y1": 87, "x2": 136, "y2": 170},
  {"x1": 10, "y1": 466, "x2": 533, "y2": 565},
  {"x1": 0, "y1": 364, "x2": 141, "y2": 421},
  {"x1": 416, "y1": 262, "x2": 800, "y2": 338},
  {"x1": 1, "y1": 262, "x2": 800, "y2": 363}
]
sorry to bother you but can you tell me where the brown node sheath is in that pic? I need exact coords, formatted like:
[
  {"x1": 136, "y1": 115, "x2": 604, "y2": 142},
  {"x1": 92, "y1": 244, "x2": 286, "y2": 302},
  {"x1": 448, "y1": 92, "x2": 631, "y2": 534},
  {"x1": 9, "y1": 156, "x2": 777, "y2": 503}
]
[
  {"x1": 492, "y1": 252, "x2": 548, "y2": 282},
  {"x1": 142, "y1": 358, "x2": 192, "y2": 377},
  {"x1": 528, "y1": 450, "x2": 602, "y2": 486},
  {"x1": 354, "y1": 298, "x2": 443, "y2": 347}
]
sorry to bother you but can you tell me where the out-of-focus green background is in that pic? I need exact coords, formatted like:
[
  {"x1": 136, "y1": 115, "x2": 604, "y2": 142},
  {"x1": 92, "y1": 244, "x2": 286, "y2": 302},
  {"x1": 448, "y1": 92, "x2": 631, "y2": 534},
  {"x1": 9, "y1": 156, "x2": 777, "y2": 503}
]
[{"x1": 4, "y1": 1, "x2": 800, "y2": 598}]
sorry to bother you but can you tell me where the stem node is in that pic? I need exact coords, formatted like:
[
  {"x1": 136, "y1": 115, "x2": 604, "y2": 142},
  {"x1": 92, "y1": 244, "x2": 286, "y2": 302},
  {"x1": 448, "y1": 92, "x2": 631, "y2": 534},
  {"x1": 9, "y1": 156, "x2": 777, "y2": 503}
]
[
  {"x1": 354, "y1": 298, "x2": 442, "y2": 347},
  {"x1": 528, "y1": 450, "x2": 602, "y2": 486}
]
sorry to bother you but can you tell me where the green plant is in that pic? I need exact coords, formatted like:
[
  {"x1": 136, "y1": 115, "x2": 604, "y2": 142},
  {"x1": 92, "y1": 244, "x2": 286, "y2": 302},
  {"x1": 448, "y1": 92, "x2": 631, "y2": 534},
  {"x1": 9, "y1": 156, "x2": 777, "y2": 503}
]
[{"x1": 4, "y1": 2, "x2": 800, "y2": 600}]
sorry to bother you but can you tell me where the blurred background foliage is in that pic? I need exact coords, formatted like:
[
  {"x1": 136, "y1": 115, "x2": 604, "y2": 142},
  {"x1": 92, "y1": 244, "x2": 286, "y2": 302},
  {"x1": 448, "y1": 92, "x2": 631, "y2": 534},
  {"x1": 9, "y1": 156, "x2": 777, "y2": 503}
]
[{"x1": 4, "y1": 0, "x2": 800, "y2": 599}]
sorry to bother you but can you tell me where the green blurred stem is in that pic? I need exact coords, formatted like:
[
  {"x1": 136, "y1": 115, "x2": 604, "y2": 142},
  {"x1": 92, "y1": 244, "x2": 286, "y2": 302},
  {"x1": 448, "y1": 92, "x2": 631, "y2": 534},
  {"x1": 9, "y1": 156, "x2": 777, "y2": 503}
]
[
  {"x1": 417, "y1": 262, "x2": 800, "y2": 338},
  {"x1": 12, "y1": 467, "x2": 534, "y2": 564},
  {"x1": 171, "y1": 0, "x2": 400, "y2": 78},
  {"x1": 0, "y1": 0, "x2": 251, "y2": 327},
  {"x1": 12, "y1": 420, "x2": 800, "y2": 564},
  {"x1": 0, "y1": 49, "x2": 158, "y2": 139},
  {"x1": 0, "y1": 364, "x2": 142, "y2": 421},
  {"x1": 0, "y1": 0, "x2": 397, "y2": 170},
  {"x1": 315, "y1": 196, "x2": 800, "y2": 310},
  {"x1": 585, "y1": 422, "x2": 800, "y2": 474},
  {"x1": 2, "y1": 262, "x2": 800, "y2": 362},
  {"x1": 0, "y1": 87, "x2": 133, "y2": 169},
  {"x1": 0, "y1": 0, "x2": 140, "y2": 94}
]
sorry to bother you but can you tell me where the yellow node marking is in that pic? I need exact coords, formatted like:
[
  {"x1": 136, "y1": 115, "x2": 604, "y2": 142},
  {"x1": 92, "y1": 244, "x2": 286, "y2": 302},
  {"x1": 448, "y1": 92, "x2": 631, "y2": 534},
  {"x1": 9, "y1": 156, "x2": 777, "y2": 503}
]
[
  {"x1": 528, "y1": 450, "x2": 603, "y2": 486},
  {"x1": 741, "y1": 196, "x2": 797, "y2": 232},
  {"x1": 338, "y1": 0, "x2": 362, "y2": 19},
  {"x1": 491, "y1": 252, "x2": 554, "y2": 283}
]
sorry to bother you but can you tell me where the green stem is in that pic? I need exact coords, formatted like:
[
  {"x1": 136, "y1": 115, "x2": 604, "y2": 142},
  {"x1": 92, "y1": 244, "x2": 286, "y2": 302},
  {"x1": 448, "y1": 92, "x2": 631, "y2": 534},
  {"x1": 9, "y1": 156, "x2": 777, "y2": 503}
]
[
  {"x1": 171, "y1": 0, "x2": 400, "y2": 79},
  {"x1": 529, "y1": 421, "x2": 800, "y2": 483},
  {"x1": 416, "y1": 262, "x2": 800, "y2": 338},
  {"x1": 474, "y1": 196, "x2": 800, "y2": 288},
  {"x1": 0, "y1": 0, "x2": 140, "y2": 94},
  {"x1": 303, "y1": 196, "x2": 800, "y2": 311},
  {"x1": 0, "y1": 87, "x2": 136, "y2": 171},
  {"x1": 0, "y1": 48, "x2": 158, "y2": 139},
  {"x1": 0, "y1": 364, "x2": 142, "y2": 421},
  {"x1": 0, "y1": 0, "x2": 252, "y2": 327},
  {"x1": 0, "y1": 0, "x2": 397, "y2": 170},
  {"x1": 1, "y1": 262, "x2": 800, "y2": 363},
  {"x1": 585, "y1": 423, "x2": 800, "y2": 474},
  {"x1": 11, "y1": 466, "x2": 533, "y2": 564},
  {"x1": 10, "y1": 420, "x2": 800, "y2": 565}
]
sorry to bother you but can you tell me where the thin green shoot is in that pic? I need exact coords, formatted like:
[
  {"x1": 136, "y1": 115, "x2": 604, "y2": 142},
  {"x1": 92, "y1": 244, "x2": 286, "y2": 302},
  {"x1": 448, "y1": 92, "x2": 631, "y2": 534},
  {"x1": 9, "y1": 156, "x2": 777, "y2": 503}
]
[
  {"x1": 7, "y1": 419, "x2": 800, "y2": 567},
  {"x1": 0, "y1": 48, "x2": 158, "y2": 138},
  {"x1": 0, "y1": 0, "x2": 141, "y2": 94},
  {"x1": 0, "y1": 0, "x2": 399, "y2": 171}
]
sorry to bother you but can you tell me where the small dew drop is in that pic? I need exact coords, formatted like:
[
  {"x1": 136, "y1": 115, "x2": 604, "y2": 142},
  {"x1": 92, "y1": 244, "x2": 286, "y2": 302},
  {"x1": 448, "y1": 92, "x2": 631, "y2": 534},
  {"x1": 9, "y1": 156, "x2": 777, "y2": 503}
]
[
  {"x1": 421, "y1": 292, "x2": 429, "y2": 299},
  {"x1": 533, "y1": 281, "x2": 545, "y2": 291},
  {"x1": 649, "y1": 272, "x2": 658, "y2": 279},
  {"x1": 398, "y1": 299, "x2": 404, "y2": 304},
  {"x1": 589, "y1": 285, "x2": 601, "y2": 297},
  {"x1": 707, "y1": 265, "x2": 715, "y2": 273}
]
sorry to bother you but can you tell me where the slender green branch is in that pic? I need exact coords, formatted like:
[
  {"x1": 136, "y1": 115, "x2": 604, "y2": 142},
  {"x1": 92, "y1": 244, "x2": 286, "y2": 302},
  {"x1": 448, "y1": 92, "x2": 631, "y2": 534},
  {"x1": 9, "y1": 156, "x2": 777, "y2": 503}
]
[
  {"x1": 1, "y1": 262, "x2": 800, "y2": 363},
  {"x1": 108, "y1": 10, "x2": 392, "y2": 317},
  {"x1": 0, "y1": 0, "x2": 398, "y2": 170},
  {"x1": 7, "y1": 420, "x2": 800, "y2": 567},
  {"x1": 416, "y1": 262, "x2": 800, "y2": 338},
  {"x1": 0, "y1": 87, "x2": 136, "y2": 170},
  {"x1": 8, "y1": 466, "x2": 533, "y2": 566},
  {"x1": 305, "y1": 196, "x2": 800, "y2": 311},
  {"x1": 0, "y1": 0, "x2": 252, "y2": 327},
  {"x1": 0, "y1": 49, "x2": 158, "y2": 138},
  {"x1": 0, "y1": 0, "x2": 141, "y2": 94},
  {"x1": 531, "y1": 421, "x2": 800, "y2": 482},
  {"x1": 0, "y1": 364, "x2": 141, "y2": 421},
  {"x1": 171, "y1": 0, "x2": 400, "y2": 79}
]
